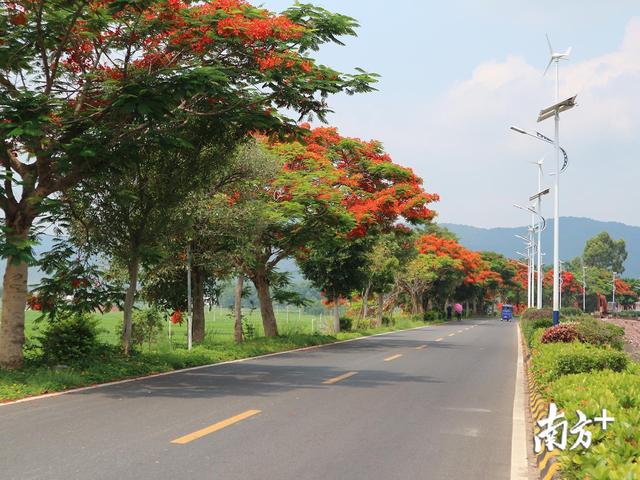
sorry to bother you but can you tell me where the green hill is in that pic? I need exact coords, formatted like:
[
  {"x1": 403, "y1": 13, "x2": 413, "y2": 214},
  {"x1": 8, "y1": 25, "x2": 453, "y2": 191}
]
[{"x1": 441, "y1": 217, "x2": 640, "y2": 277}]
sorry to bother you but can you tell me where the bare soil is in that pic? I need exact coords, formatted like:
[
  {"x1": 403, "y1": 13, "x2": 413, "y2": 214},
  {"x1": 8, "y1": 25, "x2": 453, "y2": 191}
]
[{"x1": 603, "y1": 317, "x2": 640, "y2": 360}]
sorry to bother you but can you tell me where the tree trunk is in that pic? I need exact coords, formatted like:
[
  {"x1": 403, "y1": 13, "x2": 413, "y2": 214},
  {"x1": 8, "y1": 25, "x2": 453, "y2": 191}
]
[
  {"x1": 333, "y1": 295, "x2": 340, "y2": 333},
  {"x1": 410, "y1": 292, "x2": 420, "y2": 315},
  {"x1": 234, "y1": 276, "x2": 244, "y2": 343},
  {"x1": 0, "y1": 221, "x2": 32, "y2": 369},
  {"x1": 192, "y1": 266, "x2": 205, "y2": 343},
  {"x1": 252, "y1": 271, "x2": 278, "y2": 337},
  {"x1": 421, "y1": 292, "x2": 429, "y2": 315},
  {"x1": 0, "y1": 257, "x2": 28, "y2": 369},
  {"x1": 375, "y1": 292, "x2": 384, "y2": 327},
  {"x1": 122, "y1": 258, "x2": 139, "y2": 355},
  {"x1": 362, "y1": 282, "x2": 371, "y2": 319}
]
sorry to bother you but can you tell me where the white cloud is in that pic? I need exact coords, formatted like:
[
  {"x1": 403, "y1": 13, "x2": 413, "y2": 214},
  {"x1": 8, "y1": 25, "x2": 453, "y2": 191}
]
[{"x1": 412, "y1": 17, "x2": 640, "y2": 227}]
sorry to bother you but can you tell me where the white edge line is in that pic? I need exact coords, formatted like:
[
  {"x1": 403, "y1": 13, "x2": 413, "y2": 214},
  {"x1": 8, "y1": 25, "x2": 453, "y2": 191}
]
[
  {"x1": 1, "y1": 324, "x2": 439, "y2": 407},
  {"x1": 510, "y1": 323, "x2": 528, "y2": 480}
]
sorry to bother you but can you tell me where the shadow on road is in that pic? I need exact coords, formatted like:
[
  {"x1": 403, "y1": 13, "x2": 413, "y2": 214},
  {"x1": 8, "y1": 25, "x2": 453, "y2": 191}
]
[{"x1": 71, "y1": 361, "x2": 443, "y2": 401}]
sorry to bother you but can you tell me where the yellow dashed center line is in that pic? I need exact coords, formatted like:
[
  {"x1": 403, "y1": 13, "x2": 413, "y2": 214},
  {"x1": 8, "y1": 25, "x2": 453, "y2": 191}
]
[
  {"x1": 415, "y1": 345, "x2": 427, "y2": 350},
  {"x1": 448, "y1": 333, "x2": 456, "y2": 337},
  {"x1": 435, "y1": 337, "x2": 444, "y2": 342},
  {"x1": 457, "y1": 329, "x2": 464, "y2": 333},
  {"x1": 322, "y1": 371, "x2": 358, "y2": 385},
  {"x1": 171, "y1": 410, "x2": 261, "y2": 444},
  {"x1": 384, "y1": 354, "x2": 403, "y2": 362}
]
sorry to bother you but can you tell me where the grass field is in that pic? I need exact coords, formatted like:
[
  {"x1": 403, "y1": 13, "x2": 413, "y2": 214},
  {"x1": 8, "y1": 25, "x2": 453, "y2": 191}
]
[{"x1": 24, "y1": 306, "x2": 334, "y2": 348}]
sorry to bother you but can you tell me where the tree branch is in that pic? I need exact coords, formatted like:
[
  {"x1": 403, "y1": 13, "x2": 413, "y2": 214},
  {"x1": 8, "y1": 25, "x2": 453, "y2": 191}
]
[
  {"x1": 0, "y1": 73, "x2": 18, "y2": 96},
  {"x1": 0, "y1": 143, "x2": 28, "y2": 177},
  {"x1": 46, "y1": 1, "x2": 89, "y2": 95}
]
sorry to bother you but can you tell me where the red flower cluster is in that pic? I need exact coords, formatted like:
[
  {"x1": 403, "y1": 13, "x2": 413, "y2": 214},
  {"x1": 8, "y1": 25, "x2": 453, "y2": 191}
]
[
  {"x1": 541, "y1": 323, "x2": 579, "y2": 344},
  {"x1": 416, "y1": 234, "x2": 484, "y2": 284},
  {"x1": 170, "y1": 310, "x2": 184, "y2": 325}
]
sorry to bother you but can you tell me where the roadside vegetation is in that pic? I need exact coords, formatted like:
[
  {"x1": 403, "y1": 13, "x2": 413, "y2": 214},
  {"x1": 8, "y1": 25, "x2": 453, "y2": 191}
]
[{"x1": 521, "y1": 308, "x2": 640, "y2": 480}]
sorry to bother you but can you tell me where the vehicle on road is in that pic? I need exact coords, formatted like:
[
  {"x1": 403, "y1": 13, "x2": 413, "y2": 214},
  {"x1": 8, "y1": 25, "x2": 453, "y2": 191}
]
[{"x1": 501, "y1": 304, "x2": 513, "y2": 322}]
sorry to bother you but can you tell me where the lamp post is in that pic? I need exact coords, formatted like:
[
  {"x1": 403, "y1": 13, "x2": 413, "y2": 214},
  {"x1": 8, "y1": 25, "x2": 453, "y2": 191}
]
[
  {"x1": 512, "y1": 103, "x2": 577, "y2": 325},
  {"x1": 514, "y1": 203, "x2": 547, "y2": 309},
  {"x1": 510, "y1": 34, "x2": 576, "y2": 325},
  {"x1": 581, "y1": 256, "x2": 587, "y2": 311},
  {"x1": 516, "y1": 249, "x2": 532, "y2": 308},
  {"x1": 559, "y1": 259, "x2": 566, "y2": 310},
  {"x1": 612, "y1": 271, "x2": 617, "y2": 313},
  {"x1": 515, "y1": 233, "x2": 534, "y2": 307},
  {"x1": 187, "y1": 244, "x2": 193, "y2": 351},
  {"x1": 529, "y1": 187, "x2": 550, "y2": 309}
]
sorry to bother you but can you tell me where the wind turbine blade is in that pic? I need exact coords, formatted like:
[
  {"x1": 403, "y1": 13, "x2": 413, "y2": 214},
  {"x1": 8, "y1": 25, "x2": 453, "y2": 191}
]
[
  {"x1": 543, "y1": 58, "x2": 553, "y2": 76},
  {"x1": 546, "y1": 34, "x2": 553, "y2": 55}
]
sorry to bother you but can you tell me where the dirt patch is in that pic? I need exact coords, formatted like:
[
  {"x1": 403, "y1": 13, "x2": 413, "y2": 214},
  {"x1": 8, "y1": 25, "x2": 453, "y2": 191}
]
[{"x1": 603, "y1": 317, "x2": 640, "y2": 360}]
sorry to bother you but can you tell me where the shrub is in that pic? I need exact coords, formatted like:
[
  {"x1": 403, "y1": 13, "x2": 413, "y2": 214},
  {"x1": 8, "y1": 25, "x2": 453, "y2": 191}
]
[
  {"x1": 617, "y1": 310, "x2": 640, "y2": 319},
  {"x1": 119, "y1": 308, "x2": 164, "y2": 350},
  {"x1": 575, "y1": 318, "x2": 625, "y2": 350},
  {"x1": 531, "y1": 342, "x2": 628, "y2": 383},
  {"x1": 381, "y1": 315, "x2": 394, "y2": 326},
  {"x1": 339, "y1": 316, "x2": 353, "y2": 331},
  {"x1": 521, "y1": 317, "x2": 554, "y2": 347},
  {"x1": 242, "y1": 319, "x2": 256, "y2": 340},
  {"x1": 423, "y1": 310, "x2": 443, "y2": 322},
  {"x1": 541, "y1": 323, "x2": 579, "y2": 344},
  {"x1": 522, "y1": 308, "x2": 553, "y2": 321},
  {"x1": 549, "y1": 370, "x2": 640, "y2": 480},
  {"x1": 38, "y1": 313, "x2": 102, "y2": 364},
  {"x1": 560, "y1": 307, "x2": 584, "y2": 318}
]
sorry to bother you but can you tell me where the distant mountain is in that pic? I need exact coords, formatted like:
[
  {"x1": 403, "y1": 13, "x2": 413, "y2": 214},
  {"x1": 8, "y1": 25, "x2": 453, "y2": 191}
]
[{"x1": 441, "y1": 217, "x2": 640, "y2": 277}]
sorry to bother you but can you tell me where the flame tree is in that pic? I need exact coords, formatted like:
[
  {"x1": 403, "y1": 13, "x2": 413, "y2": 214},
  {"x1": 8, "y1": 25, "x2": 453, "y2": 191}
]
[
  {"x1": 0, "y1": 0, "x2": 377, "y2": 367},
  {"x1": 254, "y1": 126, "x2": 438, "y2": 333}
]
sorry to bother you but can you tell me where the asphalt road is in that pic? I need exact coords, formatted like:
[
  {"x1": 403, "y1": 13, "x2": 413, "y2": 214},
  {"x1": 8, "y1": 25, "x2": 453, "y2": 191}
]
[{"x1": 0, "y1": 318, "x2": 518, "y2": 480}]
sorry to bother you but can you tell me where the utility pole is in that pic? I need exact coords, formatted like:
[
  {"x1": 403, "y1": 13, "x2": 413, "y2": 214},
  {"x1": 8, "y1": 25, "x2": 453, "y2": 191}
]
[{"x1": 612, "y1": 271, "x2": 617, "y2": 313}]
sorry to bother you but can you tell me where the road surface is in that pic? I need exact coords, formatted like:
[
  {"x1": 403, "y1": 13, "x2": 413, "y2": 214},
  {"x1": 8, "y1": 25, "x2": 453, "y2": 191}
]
[{"x1": 0, "y1": 318, "x2": 518, "y2": 480}]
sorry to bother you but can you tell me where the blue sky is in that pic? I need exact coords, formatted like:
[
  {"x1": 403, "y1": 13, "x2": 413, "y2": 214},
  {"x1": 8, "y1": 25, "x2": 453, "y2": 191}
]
[{"x1": 263, "y1": 0, "x2": 640, "y2": 228}]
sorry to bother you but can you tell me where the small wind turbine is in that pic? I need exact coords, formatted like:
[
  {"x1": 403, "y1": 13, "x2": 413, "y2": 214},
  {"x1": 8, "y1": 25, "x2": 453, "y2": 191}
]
[{"x1": 543, "y1": 34, "x2": 572, "y2": 77}]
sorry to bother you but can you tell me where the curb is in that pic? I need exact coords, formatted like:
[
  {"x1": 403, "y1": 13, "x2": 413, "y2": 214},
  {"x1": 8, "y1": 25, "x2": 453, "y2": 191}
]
[{"x1": 520, "y1": 328, "x2": 562, "y2": 480}]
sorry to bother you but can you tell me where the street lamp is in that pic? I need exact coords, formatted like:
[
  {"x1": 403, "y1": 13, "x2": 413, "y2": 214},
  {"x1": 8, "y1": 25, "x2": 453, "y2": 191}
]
[
  {"x1": 187, "y1": 245, "x2": 193, "y2": 351},
  {"x1": 529, "y1": 187, "x2": 550, "y2": 309},
  {"x1": 511, "y1": 37, "x2": 577, "y2": 325},
  {"x1": 611, "y1": 271, "x2": 618, "y2": 313},
  {"x1": 514, "y1": 203, "x2": 547, "y2": 310},
  {"x1": 515, "y1": 233, "x2": 534, "y2": 307},
  {"x1": 581, "y1": 256, "x2": 587, "y2": 312},
  {"x1": 510, "y1": 126, "x2": 569, "y2": 173}
]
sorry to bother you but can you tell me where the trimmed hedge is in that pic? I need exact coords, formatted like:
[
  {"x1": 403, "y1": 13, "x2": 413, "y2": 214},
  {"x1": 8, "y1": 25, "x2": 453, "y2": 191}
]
[
  {"x1": 575, "y1": 318, "x2": 625, "y2": 350},
  {"x1": 521, "y1": 318, "x2": 553, "y2": 347},
  {"x1": 531, "y1": 342, "x2": 628, "y2": 384},
  {"x1": 522, "y1": 308, "x2": 553, "y2": 321},
  {"x1": 549, "y1": 370, "x2": 640, "y2": 480},
  {"x1": 560, "y1": 307, "x2": 584, "y2": 318}
]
